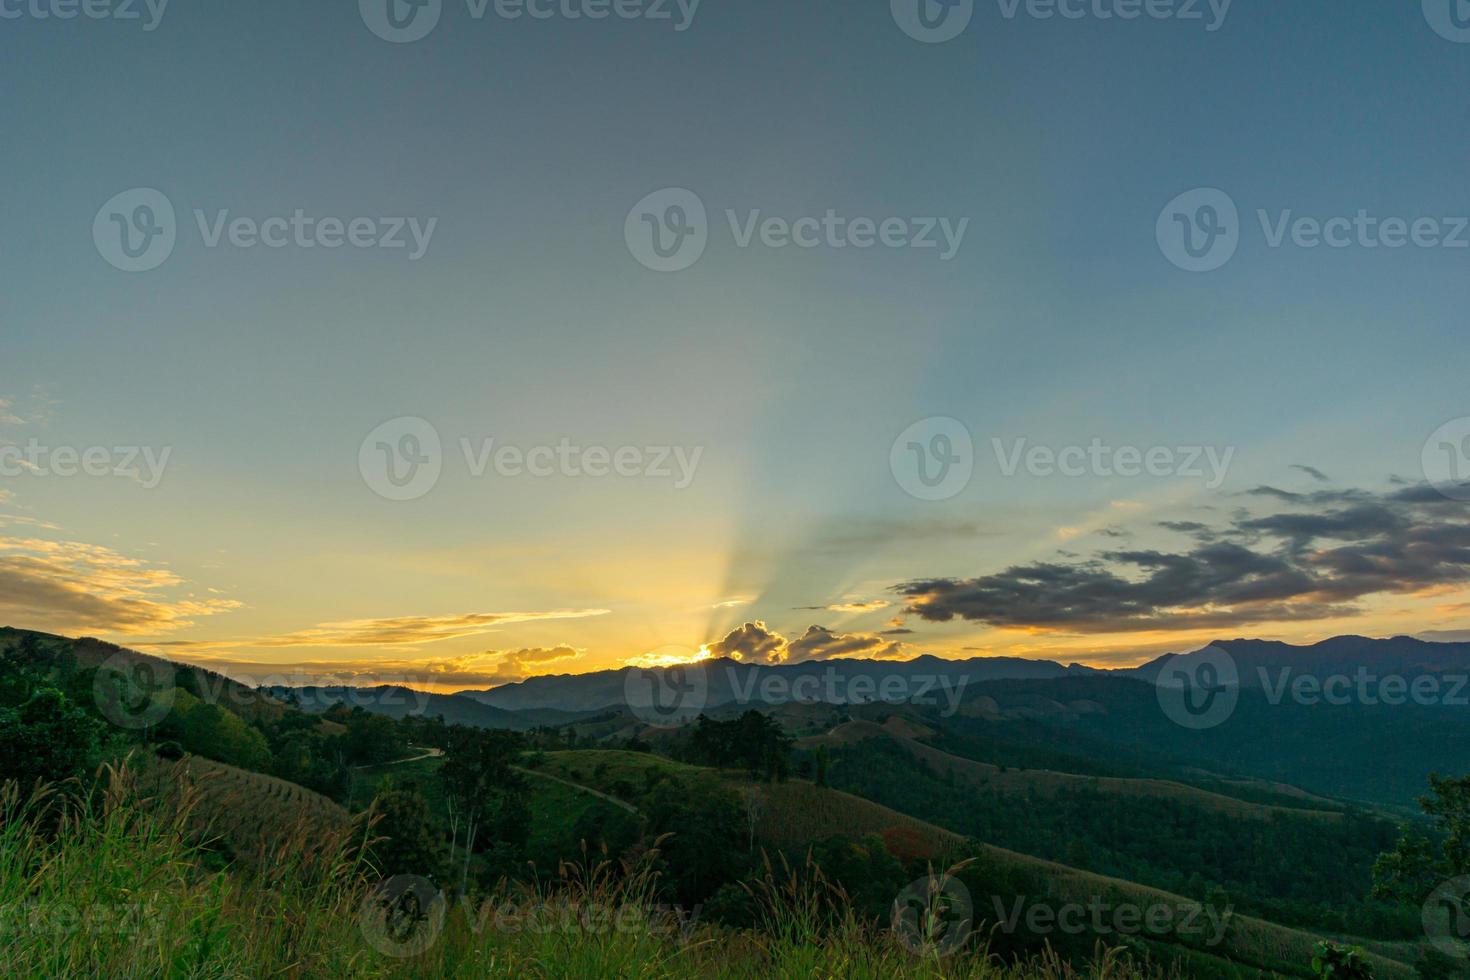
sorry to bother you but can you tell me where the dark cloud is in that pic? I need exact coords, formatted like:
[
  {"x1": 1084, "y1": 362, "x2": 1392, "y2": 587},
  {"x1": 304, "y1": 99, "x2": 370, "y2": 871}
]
[
  {"x1": 1291, "y1": 464, "x2": 1330, "y2": 482},
  {"x1": 1158, "y1": 520, "x2": 1217, "y2": 542},
  {"x1": 894, "y1": 483, "x2": 1470, "y2": 634}
]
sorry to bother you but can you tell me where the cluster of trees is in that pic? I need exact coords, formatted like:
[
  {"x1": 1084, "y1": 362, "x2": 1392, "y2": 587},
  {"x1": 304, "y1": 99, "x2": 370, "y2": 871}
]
[
  {"x1": 678, "y1": 712, "x2": 793, "y2": 781},
  {"x1": 0, "y1": 638, "x2": 104, "y2": 787}
]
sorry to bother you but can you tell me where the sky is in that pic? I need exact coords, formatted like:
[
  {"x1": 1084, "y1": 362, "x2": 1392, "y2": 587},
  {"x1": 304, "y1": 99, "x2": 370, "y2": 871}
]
[{"x1": 3, "y1": 1, "x2": 1470, "y2": 691}]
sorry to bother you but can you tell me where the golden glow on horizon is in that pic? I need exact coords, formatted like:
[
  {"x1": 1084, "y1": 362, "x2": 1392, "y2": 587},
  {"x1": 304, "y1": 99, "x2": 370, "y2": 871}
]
[{"x1": 627, "y1": 645, "x2": 714, "y2": 669}]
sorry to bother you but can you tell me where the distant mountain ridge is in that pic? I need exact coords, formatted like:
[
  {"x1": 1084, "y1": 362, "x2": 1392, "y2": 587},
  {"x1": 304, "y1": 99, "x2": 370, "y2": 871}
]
[
  {"x1": 457, "y1": 653, "x2": 1095, "y2": 713},
  {"x1": 1132, "y1": 635, "x2": 1470, "y2": 686},
  {"x1": 462, "y1": 635, "x2": 1470, "y2": 712},
  {"x1": 260, "y1": 684, "x2": 593, "y2": 731}
]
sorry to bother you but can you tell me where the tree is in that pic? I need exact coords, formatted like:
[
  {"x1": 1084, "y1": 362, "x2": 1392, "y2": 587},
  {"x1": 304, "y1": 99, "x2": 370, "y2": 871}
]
[
  {"x1": 686, "y1": 711, "x2": 792, "y2": 781},
  {"x1": 0, "y1": 688, "x2": 103, "y2": 786},
  {"x1": 814, "y1": 744, "x2": 830, "y2": 788},
  {"x1": 370, "y1": 783, "x2": 447, "y2": 881},
  {"x1": 645, "y1": 774, "x2": 747, "y2": 905},
  {"x1": 342, "y1": 710, "x2": 409, "y2": 766},
  {"x1": 180, "y1": 702, "x2": 272, "y2": 771},
  {"x1": 1373, "y1": 774, "x2": 1470, "y2": 906},
  {"x1": 439, "y1": 727, "x2": 527, "y2": 892}
]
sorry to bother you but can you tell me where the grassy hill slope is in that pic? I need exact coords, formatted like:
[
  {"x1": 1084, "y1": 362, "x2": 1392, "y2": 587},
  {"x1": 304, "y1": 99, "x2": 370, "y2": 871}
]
[{"x1": 801, "y1": 719, "x2": 1344, "y2": 822}]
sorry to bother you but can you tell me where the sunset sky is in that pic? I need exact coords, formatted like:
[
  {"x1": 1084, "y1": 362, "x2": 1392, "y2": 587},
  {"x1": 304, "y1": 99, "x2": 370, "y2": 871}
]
[{"x1": 4, "y1": 3, "x2": 1470, "y2": 692}]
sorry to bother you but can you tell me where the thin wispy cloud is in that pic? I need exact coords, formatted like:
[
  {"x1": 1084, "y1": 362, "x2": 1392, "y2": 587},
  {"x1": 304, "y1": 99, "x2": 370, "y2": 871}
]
[
  {"x1": 249, "y1": 609, "x2": 611, "y2": 648},
  {"x1": 162, "y1": 645, "x2": 585, "y2": 689},
  {"x1": 0, "y1": 390, "x2": 54, "y2": 428},
  {"x1": 794, "y1": 599, "x2": 890, "y2": 613}
]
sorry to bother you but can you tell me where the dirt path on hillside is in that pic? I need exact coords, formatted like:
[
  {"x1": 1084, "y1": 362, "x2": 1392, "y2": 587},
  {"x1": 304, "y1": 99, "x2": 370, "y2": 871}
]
[
  {"x1": 512, "y1": 765, "x2": 638, "y2": 814},
  {"x1": 353, "y1": 747, "x2": 444, "y2": 770}
]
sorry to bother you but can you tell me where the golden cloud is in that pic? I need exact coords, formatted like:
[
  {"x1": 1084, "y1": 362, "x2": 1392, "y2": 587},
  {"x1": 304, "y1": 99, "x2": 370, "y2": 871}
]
[{"x1": 0, "y1": 535, "x2": 240, "y2": 636}]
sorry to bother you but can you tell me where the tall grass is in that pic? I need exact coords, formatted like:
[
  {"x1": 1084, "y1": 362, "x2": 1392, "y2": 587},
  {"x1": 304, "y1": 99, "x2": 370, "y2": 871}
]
[{"x1": 0, "y1": 763, "x2": 1180, "y2": 979}]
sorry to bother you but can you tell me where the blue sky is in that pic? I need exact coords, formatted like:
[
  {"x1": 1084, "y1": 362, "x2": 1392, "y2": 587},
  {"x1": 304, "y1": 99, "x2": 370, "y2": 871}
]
[{"x1": 3, "y1": 1, "x2": 1469, "y2": 687}]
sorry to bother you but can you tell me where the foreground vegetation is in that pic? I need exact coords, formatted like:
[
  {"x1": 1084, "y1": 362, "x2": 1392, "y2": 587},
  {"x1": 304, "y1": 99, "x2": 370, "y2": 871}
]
[
  {"x1": 1, "y1": 628, "x2": 1464, "y2": 977},
  {"x1": 0, "y1": 762, "x2": 1201, "y2": 979}
]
